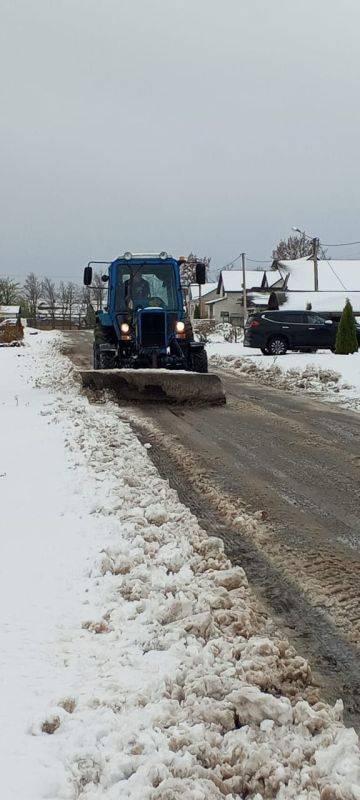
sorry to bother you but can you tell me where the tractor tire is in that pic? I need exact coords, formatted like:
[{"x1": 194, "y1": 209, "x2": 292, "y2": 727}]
[
  {"x1": 93, "y1": 343, "x2": 100, "y2": 369},
  {"x1": 94, "y1": 343, "x2": 116, "y2": 370},
  {"x1": 191, "y1": 348, "x2": 208, "y2": 373},
  {"x1": 94, "y1": 322, "x2": 115, "y2": 345},
  {"x1": 99, "y1": 350, "x2": 116, "y2": 369}
]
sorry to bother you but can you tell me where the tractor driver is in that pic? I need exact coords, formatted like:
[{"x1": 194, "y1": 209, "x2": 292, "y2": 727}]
[{"x1": 124, "y1": 271, "x2": 151, "y2": 310}]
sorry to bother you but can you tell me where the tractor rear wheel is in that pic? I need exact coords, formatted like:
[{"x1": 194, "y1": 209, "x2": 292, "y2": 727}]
[{"x1": 191, "y1": 348, "x2": 208, "y2": 373}]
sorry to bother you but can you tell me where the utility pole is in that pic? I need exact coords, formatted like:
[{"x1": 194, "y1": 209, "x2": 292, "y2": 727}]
[
  {"x1": 242, "y1": 252, "x2": 247, "y2": 326},
  {"x1": 312, "y1": 237, "x2": 319, "y2": 291}
]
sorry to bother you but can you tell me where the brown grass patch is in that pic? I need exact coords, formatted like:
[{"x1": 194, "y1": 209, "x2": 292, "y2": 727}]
[{"x1": 0, "y1": 322, "x2": 24, "y2": 343}]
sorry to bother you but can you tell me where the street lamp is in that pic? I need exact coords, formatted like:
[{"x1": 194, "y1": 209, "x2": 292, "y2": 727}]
[{"x1": 292, "y1": 227, "x2": 319, "y2": 291}]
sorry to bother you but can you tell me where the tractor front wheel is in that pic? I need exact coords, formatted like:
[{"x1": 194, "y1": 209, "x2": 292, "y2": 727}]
[
  {"x1": 190, "y1": 348, "x2": 208, "y2": 373},
  {"x1": 93, "y1": 343, "x2": 116, "y2": 369}
]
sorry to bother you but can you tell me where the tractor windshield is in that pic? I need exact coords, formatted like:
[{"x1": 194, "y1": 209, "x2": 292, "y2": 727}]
[{"x1": 116, "y1": 263, "x2": 178, "y2": 312}]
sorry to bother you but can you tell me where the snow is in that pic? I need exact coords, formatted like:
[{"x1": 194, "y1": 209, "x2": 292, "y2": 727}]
[
  {"x1": 281, "y1": 291, "x2": 360, "y2": 314},
  {"x1": 265, "y1": 269, "x2": 283, "y2": 288},
  {"x1": 0, "y1": 305, "x2": 20, "y2": 315},
  {"x1": 208, "y1": 340, "x2": 360, "y2": 411},
  {"x1": 189, "y1": 283, "x2": 217, "y2": 300},
  {"x1": 277, "y1": 258, "x2": 360, "y2": 292},
  {"x1": 220, "y1": 270, "x2": 265, "y2": 292},
  {"x1": 2, "y1": 330, "x2": 360, "y2": 798}
]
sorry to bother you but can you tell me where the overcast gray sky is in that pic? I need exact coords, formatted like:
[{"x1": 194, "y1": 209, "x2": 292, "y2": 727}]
[{"x1": 1, "y1": 0, "x2": 360, "y2": 281}]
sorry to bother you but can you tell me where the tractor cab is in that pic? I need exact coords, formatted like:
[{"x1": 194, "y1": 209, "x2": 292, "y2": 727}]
[{"x1": 84, "y1": 251, "x2": 209, "y2": 373}]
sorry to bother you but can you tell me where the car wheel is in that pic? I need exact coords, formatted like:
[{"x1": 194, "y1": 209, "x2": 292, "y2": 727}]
[
  {"x1": 260, "y1": 347, "x2": 270, "y2": 355},
  {"x1": 268, "y1": 336, "x2": 287, "y2": 355}
]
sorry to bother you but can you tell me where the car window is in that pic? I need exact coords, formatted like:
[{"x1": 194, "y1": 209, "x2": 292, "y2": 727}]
[
  {"x1": 305, "y1": 314, "x2": 325, "y2": 325},
  {"x1": 288, "y1": 313, "x2": 306, "y2": 324},
  {"x1": 263, "y1": 313, "x2": 280, "y2": 321}
]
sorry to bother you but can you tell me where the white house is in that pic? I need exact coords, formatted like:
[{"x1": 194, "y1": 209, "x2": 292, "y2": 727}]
[
  {"x1": 206, "y1": 269, "x2": 275, "y2": 325},
  {"x1": 189, "y1": 283, "x2": 218, "y2": 318}
]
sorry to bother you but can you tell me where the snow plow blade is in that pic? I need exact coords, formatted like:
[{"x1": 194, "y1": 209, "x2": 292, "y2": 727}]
[{"x1": 80, "y1": 369, "x2": 226, "y2": 405}]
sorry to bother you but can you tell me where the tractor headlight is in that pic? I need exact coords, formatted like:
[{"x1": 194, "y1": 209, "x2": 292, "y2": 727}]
[
  {"x1": 120, "y1": 322, "x2": 130, "y2": 333},
  {"x1": 175, "y1": 321, "x2": 185, "y2": 334},
  {"x1": 124, "y1": 251, "x2": 132, "y2": 260},
  {"x1": 159, "y1": 251, "x2": 168, "y2": 260}
]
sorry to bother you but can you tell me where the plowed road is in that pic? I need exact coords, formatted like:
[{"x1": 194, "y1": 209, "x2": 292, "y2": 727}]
[{"x1": 64, "y1": 331, "x2": 360, "y2": 728}]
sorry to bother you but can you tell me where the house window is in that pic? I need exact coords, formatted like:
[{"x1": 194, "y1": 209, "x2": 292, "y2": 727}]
[
  {"x1": 230, "y1": 315, "x2": 241, "y2": 326},
  {"x1": 220, "y1": 312, "x2": 229, "y2": 322}
]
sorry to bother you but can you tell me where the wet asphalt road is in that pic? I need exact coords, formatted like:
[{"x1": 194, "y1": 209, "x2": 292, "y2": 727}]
[{"x1": 64, "y1": 331, "x2": 360, "y2": 728}]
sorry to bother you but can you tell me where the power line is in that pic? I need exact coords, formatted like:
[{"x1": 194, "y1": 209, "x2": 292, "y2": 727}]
[
  {"x1": 323, "y1": 240, "x2": 360, "y2": 247},
  {"x1": 216, "y1": 252, "x2": 273, "y2": 272},
  {"x1": 218, "y1": 253, "x2": 243, "y2": 271},
  {"x1": 319, "y1": 246, "x2": 347, "y2": 291},
  {"x1": 246, "y1": 257, "x2": 273, "y2": 263}
]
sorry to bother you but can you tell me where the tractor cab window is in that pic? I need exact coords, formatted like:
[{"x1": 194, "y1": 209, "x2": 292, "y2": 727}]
[{"x1": 116, "y1": 264, "x2": 177, "y2": 312}]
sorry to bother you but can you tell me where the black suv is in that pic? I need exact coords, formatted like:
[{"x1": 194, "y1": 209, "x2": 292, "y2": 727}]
[{"x1": 244, "y1": 310, "x2": 360, "y2": 355}]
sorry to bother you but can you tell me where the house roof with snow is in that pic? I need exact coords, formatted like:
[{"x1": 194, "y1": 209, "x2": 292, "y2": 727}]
[
  {"x1": 277, "y1": 291, "x2": 360, "y2": 314},
  {"x1": 0, "y1": 305, "x2": 20, "y2": 317},
  {"x1": 218, "y1": 269, "x2": 266, "y2": 293},
  {"x1": 246, "y1": 292, "x2": 271, "y2": 308},
  {"x1": 264, "y1": 270, "x2": 284, "y2": 289},
  {"x1": 275, "y1": 258, "x2": 360, "y2": 292},
  {"x1": 189, "y1": 282, "x2": 217, "y2": 301}
]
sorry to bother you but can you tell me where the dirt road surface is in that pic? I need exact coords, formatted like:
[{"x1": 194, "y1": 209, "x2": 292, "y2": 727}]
[{"x1": 64, "y1": 331, "x2": 360, "y2": 728}]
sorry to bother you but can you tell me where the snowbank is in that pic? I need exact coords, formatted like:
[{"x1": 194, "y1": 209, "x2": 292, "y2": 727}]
[
  {"x1": 2, "y1": 331, "x2": 360, "y2": 799},
  {"x1": 208, "y1": 341, "x2": 360, "y2": 412}
]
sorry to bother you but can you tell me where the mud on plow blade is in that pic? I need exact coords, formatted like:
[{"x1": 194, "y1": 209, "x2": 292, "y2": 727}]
[{"x1": 80, "y1": 368, "x2": 226, "y2": 405}]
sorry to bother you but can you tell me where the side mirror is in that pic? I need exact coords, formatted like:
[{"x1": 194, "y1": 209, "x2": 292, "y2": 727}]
[
  {"x1": 195, "y1": 262, "x2": 206, "y2": 285},
  {"x1": 101, "y1": 274, "x2": 109, "y2": 283},
  {"x1": 83, "y1": 266, "x2": 92, "y2": 286}
]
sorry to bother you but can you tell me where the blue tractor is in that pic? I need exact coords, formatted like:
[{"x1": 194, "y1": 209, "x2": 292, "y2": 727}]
[
  {"x1": 81, "y1": 251, "x2": 225, "y2": 404},
  {"x1": 84, "y1": 251, "x2": 208, "y2": 372}
]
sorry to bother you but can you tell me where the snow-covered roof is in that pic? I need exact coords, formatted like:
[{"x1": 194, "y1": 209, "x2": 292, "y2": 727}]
[
  {"x1": 247, "y1": 292, "x2": 271, "y2": 307},
  {"x1": 219, "y1": 270, "x2": 265, "y2": 292},
  {"x1": 265, "y1": 270, "x2": 284, "y2": 288},
  {"x1": 189, "y1": 282, "x2": 217, "y2": 300},
  {"x1": 281, "y1": 291, "x2": 360, "y2": 313},
  {"x1": 277, "y1": 258, "x2": 360, "y2": 291},
  {"x1": 0, "y1": 305, "x2": 20, "y2": 315},
  {"x1": 205, "y1": 295, "x2": 227, "y2": 306}
]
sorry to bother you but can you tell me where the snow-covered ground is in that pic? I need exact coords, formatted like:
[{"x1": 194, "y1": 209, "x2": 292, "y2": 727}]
[
  {"x1": 207, "y1": 338, "x2": 360, "y2": 412},
  {"x1": 2, "y1": 331, "x2": 360, "y2": 799}
]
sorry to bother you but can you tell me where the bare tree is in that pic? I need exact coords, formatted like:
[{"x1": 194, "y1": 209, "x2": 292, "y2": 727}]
[
  {"x1": 23, "y1": 272, "x2": 42, "y2": 319},
  {"x1": 76, "y1": 286, "x2": 91, "y2": 327},
  {"x1": 92, "y1": 271, "x2": 105, "y2": 310},
  {"x1": 272, "y1": 234, "x2": 313, "y2": 261},
  {"x1": 0, "y1": 277, "x2": 20, "y2": 305},
  {"x1": 66, "y1": 282, "x2": 77, "y2": 328},
  {"x1": 180, "y1": 253, "x2": 211, "y2": 287},
  {"x1": 42, "y1": 277, "x2": 57, "y2": 326},
  {"x1": 58, "y1": 281, "x2": 69, "y2": 325}
]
